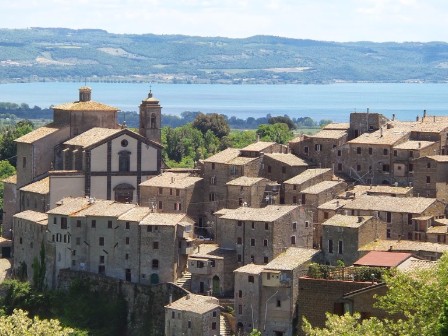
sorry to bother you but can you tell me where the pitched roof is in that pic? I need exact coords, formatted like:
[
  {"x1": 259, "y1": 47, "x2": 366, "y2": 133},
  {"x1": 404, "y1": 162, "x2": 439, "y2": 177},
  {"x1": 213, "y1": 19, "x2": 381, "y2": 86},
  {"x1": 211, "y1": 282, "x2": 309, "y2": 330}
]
[
  {"x1": 189, "y1": 244, "x2": 234, "y2": 260},
  {"x1": 15, "y1": 124, "x2": 62, "y2": 144},
  {"x1": 264, "y1": 247, "x2": 319, "y2": 270},
  {"x1": 46, "y1": 197, "x2": 91, "y2": 215},
  {"x1": 342, "y1": 194, "x2": 437, "y2": 214},
  {"x1": 241, "y1": 141, "x2": 276, "y2": 151},
  {"x1": 63, "y1": 127, "x2": 121, "y2": 148},
  {"x1": 227, "y1": 156, "x2": 259, "y2": 165},
  {"x1": 426, "y1": 225, "x2": 448, "y2": 234},
  {"x1": 53, "y1": 100, "x2": 118, "y2": 111},
  {"x1": 359, "y1": 239, "x2": 448, "y2": 254},
  {"x1": 219, "y1": 205, "x2": 298, "y2": 222},
  {"x1": 318, "y1": 198, "x2": 351, "y2": 210},
  {"x1": 140, "y1": 172, "x2": 202, "y2": 188},
  {"x1": 322, "y1": 214, "x2": 373, "y2": 228},
  {"x1": 283, "y1": 168, "x2": 332, "y2": 185},
  {"x1": 323, "y1": 122, "x2": 350, "y2": 130},
  {"x1": 234, "y1": 263, "x2": 265, "y2": 274},
  {"x1": 307, "y1": 129, "x2": 347, "y2": 139},
  {"x1": 203, "y1": 148, "x2": 241, "y2": 164},
  {"x1": 393, "y1": 140, "x2": 435, "y2": 150},
  {"x1": 348, "y1": 128, "x2": 409, "y2": 145},
  {"x1": 139, "y1": 213, "x2": 189, "y2": 226},
  {"x1": 226, "y1": 176, "x2": 266, "y2": 186},
  {"x1": 117, "y1": 207, "x2": 152, "y2": 222},
  {"x1": 264, "y1": 153, "x2": 308, "y2": 166},
  {"x1": 300, "y1": 180, "x2": 344, "y2": 195},
  {"x1": 14, "y1": 210, "x2": 48, "y2": 224},
  {"x1": 166, "y1": 294, "x2": 220, "y2": 315},
  {"x1": 2, "y1": 174, "x2": 16, "y2": 184},
  {"x1": 76, "y1": 200, "x2": 136, "y2": 217},
  {"x1": 19, "y1": 177, "x2": 49, "y2": 194},
  {"x1": 353, "y1": 251, "x2": 413, "y2": 267}
]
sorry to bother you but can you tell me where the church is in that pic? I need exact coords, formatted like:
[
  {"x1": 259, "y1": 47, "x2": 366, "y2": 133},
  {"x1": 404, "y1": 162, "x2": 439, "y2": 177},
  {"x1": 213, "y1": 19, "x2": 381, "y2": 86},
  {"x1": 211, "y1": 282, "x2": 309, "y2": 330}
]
[{"x1": 3, "y1": 86, "x2": 163, "y2": 239}]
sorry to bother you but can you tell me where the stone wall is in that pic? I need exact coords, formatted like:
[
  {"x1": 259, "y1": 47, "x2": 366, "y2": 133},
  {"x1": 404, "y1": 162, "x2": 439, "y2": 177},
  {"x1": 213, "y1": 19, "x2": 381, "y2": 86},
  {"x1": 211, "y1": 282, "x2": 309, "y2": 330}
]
[{"x1": 58, "y1": 269, "x2": 188, "y2": 336}]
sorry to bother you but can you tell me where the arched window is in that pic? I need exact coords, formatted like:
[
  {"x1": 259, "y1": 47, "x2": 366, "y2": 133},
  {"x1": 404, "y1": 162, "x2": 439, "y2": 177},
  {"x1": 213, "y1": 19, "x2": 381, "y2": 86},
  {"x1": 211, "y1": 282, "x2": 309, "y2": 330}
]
[
  {"x1": 118, "y1": 150, "x2": 131, "y2": 172},
  {"x1": 114, "y1": 183, "x2": 135, "y2": 203},
  {"x1": 150, "y1": 113, "x2": 157, "y2": 129}
]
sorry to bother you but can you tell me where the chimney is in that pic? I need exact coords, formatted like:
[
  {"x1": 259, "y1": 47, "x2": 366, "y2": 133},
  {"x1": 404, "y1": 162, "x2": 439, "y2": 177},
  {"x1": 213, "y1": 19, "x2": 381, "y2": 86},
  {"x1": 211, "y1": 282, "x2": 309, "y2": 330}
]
[
  {"x1": 416, "y1": 116, "x2": 420, "y2": 121},
  {"x1": 79, "y1": 87, "x2": 92, "y2": 102},
  {"x1": 336, "y1": 200, "x2": 340, "y2": 207},
  {"x1": 418, "y1": 142, "x2": 421, "y2": 148},
  {"x1": 380, "y1": 127, "x2": 383, "y2": 137},
  {"x1": 186, "y1": 294, "x2": 190, "y2": 300},
  {"x1": 423, "y1": 109, "x2": 427, "y2": 118},
  {"x1": 358, "y1": 216, "x2": 363, "y2": 223}
]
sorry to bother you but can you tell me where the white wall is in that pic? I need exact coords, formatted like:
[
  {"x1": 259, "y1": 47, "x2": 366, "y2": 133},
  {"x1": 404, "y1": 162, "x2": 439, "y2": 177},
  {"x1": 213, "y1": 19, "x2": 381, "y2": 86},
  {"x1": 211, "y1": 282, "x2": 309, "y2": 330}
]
[
  {"x1": 49, "y1": 175, "x2": 85, "y2": 209},
  {"x1": 90, "y1": 143, "x2": 108, "y2": 172},
  {"x1": 91, "y1": 176, "x2": 108, "y2": 200}
]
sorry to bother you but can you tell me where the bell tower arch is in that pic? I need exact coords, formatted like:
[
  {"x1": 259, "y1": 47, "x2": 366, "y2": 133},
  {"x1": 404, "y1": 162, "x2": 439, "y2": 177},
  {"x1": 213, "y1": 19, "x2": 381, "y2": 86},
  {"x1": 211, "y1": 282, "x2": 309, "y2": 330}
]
[{"x1": 139, "y1": 89, "x2": 162, "y2": 144}]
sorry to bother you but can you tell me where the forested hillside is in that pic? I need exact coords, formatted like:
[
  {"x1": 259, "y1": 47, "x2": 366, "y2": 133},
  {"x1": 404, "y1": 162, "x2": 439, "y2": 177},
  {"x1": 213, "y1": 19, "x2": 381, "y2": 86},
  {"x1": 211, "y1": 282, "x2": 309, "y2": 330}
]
[{"x1": 1, "y1": 28, "x2": 448, "y2": 84}]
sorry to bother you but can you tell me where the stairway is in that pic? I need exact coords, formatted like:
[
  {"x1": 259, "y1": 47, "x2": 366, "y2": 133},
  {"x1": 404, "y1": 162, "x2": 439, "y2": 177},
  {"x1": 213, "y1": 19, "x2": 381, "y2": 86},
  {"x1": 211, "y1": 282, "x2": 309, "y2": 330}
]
[
  {"x1": 175, "y1": 271, "x2": 192, "y2": 290},
  {"x1": 220, "y1": 314, "x2": 232, "y2": 336}
]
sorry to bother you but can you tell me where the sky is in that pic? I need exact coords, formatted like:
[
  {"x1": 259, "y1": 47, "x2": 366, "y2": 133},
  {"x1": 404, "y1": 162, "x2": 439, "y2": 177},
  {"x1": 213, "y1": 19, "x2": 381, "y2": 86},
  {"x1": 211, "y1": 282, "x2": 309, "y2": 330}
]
[{"x1": 2, "y1": 0, "x2": 448, "y2": 42}]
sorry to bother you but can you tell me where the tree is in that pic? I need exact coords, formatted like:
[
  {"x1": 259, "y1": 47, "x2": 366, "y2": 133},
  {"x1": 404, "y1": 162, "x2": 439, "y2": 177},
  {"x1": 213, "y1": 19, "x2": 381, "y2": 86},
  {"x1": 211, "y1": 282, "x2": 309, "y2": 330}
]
[
  {"x1": 268, "y1": 116, "x2": 296, "y2": 130},
  {"x1": 303, "y1": 252, "x2": 448, "y2": 336},
  {"x1": 0, "y1": 120, "x2": 34, "y2": 166},
  {"x1": 256, "y1": 123, "x2": 293, "y2": 144},
  {"x1": 0, "y1": 160, "x2": 16, "y2": 209},
  {"x1": 0, "y1": 309, "x2": 75, "y2": 336},
  {"x1": 192, "y1": 113, "x2": 230, "y2": 138}
]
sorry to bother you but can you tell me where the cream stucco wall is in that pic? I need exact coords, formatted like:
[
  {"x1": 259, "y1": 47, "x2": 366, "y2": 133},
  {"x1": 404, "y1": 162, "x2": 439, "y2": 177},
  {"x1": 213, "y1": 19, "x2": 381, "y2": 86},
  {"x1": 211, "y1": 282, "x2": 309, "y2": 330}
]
[
  {"x1": 90, "y1": 176, "x2": 108, "y2": 200},
  {"x1": 49, "y1": 175, "x2": 85, "y2": 209},
  {"x1": 111, "y1": 134, "x2": 138, "y2": 172},
  {"x1": 90, "y1": 143, "x2": 108, "y2": 172},
  {"x1": 141, "y1": 143, "x2": 158, "y2": 171}
]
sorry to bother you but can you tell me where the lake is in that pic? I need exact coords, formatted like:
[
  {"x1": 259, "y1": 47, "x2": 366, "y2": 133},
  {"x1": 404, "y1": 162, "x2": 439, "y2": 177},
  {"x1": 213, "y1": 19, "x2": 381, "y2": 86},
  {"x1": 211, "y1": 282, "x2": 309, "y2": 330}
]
[{"x1": 1, "y1": 82, "x2": 448, "y2": 122}]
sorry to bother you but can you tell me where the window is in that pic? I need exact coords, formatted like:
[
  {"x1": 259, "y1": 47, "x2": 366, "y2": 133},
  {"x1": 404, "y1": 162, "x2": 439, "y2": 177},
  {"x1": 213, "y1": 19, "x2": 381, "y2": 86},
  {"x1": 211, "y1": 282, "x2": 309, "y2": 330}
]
[
  {"x1": 158, "y1": 187, "x2": 163, "y2": 195},
  {"x1": 108, "y1": 220, "x2": 112, "y2": 229},
  {"x1": 209, "y1": 193, "x2": 215, "y2": 202},
  {"x1": 265, "y1": 222, "x2": 269, "y2": 230},
  {"x1": 150, "y1": 113, "x2": 157, "y2": 128},
  {"x1": 251, "y1": 255, "x2": 255, "y2": 262},
  {"x1": 264, "y1": 239, "x2": 268, "y2": 246},
  {"x1": 248, "y1": 275, "x2": 254, "y2": 283},
  {"x1": 152, "y1": 259, "x2": 159, "y2": 269},
  {"x1": 337, "y1": 163, "x2": 342, "y2": 171},
  {"x1": 251, "y1": 222, "x2": 255, "y2": 229},
  {"x1": 315, "y1": 144, "x2": 322, "y2": 152},
  {"x1": 427, "y1": 162, "x2": 431, "y2": 169},
  {"x1": 126, "y1": 222, "x2": 130, "y2": 229},
  {"x1": 305, "y1": 221, "x2": 309, "y2": 228},
  {"x1": 301, "y1": 194, "x2": 306, "y2": 205},
  {"x1": 91, "y1": 220, "x2": 96, "y2": 228},
  {"x1": 387, "y1": 229, "x2": 391, "y2": 238},
  {"x1": 121, "y1": 139, "x2": 128, "y2": 147},
  {"x1": 210, "y1": 260, "x2": 216, "y2": 267},
  {"x1": 238, "y1": 305, "x2": 243, "y2": 314},
  {"x1": 212, "y1": 322, "x2": 216, "y2": 330},
  {"x1": 147, "y1": 225, "x2": 152, "y2": 232},
  {"x1": 211, "y1": 162, "x2": 215, "y2": 170},
  {"x1": 382, "y1": 164, "x2": 390, "y2": 172},
  {"x1": 276, "y1": 299, "x2": 281, "y2": 307},
  {"x1": 188, "y1": 320, "x2": 191, "y2": 329},
  {"x1": 328, "y1": 239, "x2": 333, "y2": 253},
  {"x1": 386, "y1": 212, "x2": 392, "y2": 223},
  {"x1": 250, "y1": 238, "x2": 255, "y2": 246},
  {"x1": 213, "y1": 311, "x2": 217, "y2": 317},
  {"x1": 337, "y1": 150, "x2": 341, "y2": 157},
  {"x1": 238, "y1": 221, "x2": 243, "y2": 227},
  {"x1": 291, "y1": 235, "x2": 296, "y2": 245},
  {"x1": 100, "y1": 256, "x2": 105, "y2": 263},
  {"x1": 153, "y1": 242, "x2": 159, "y2": 249},
  {"x1": 126, "y1": 237, "x2": 130, "y2": 245},
  {"x1": 158, "y1": 201, "x2": 163, "y2": 209},
  {"x1": 238, "y1": 290, "x2": 242, "y2": 298},
  {"x1": 174, "y1": 202, "x2": 182, "y2": 211},
  {"x1": 408, "y1": 214, "x2": 413, "y2": 225},
  {"x1": 426, "y1": 176, "x2": 431, "y2": 183},
  {"x1": 368, "y1": 147, "x2": 373, "y2": 155},
  {"x1": 356, "y1": 164, "x2": 361, "y2": 171},
  {"x1": 169, "y1": 188, "x2": 173, "y2": 196},
  {"x1": 99, "y1": 237, "x2": 104, "y2": 246},
  {"x1": 22, "y1": 157, "x2": 26, "y2": 168},
  {"x1": 53, "y1": 217, "x2": 57, "y2": 225},
  {"x1": 237, "y1": 237, "x2": 242, "y2": 245},
  {"x1": 383, "y1": 148, "x2": 389, "y2": 155},
  {"x1": 393, "y1": 150, "x2": 397, "y2": 157},
  {"x1": 409, "y1": 150, "x2": 414, "y2": 158},
  {"x1": 356, "y1": 147, "x2": 361, "y2": 154},
  {"x1": 324, "y1": 212, "x2": 329, "y2": 219},
  {"x1": 338, "y1": 240, "x2": 343, "y2": 254},
  {"x1": 61, "y1": 217, "x2": 67, "y2": 229},
  {"x1": 176, "y1": 189, "x2": 180, "y2": 196},
  {"x1": 118, "y1": 150, "x2": 131, "y2": 172},
  {"x1": 268, "y1": 165, "x2": 272, "y2": 173},
  {"x1": 409, "y1": 163, "x2": 414, "y2": 172},
  {"x1": 237, "y1": 254, "x2": 242, "y2": 262},
  {"x1": 304, "y1": 146, "x2": 309, "y2": 154},
  {"x1": 292, "y1": 222, "x2": 297, "y2": 230},
  {"x1": 264, "y1": 256, "x2": 269, "y2": 263},
  {"x1": 125, "y1": 253, "x2": 129, "y2": 260}
]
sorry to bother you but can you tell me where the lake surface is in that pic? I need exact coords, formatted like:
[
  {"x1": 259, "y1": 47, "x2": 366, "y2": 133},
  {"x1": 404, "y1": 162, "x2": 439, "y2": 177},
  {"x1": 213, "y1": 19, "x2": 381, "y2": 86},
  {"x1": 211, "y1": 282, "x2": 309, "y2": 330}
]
[{"x1": 1, "y1": 82, "x2": 448, "y2": 122}]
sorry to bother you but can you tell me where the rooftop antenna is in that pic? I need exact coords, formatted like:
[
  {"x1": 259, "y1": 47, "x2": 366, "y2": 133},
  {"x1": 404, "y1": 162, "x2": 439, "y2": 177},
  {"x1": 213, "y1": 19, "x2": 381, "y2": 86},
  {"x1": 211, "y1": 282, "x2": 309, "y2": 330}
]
[{"x1": 84, "y1": 77, "x2": 87, "y2": 86}]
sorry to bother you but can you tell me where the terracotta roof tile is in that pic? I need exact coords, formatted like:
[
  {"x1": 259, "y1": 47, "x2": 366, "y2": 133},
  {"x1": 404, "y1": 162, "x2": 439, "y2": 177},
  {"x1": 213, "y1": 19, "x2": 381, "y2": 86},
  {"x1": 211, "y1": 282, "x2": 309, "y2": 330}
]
[
  {"x1": 322, "y1": 214, "x2": 373, "y2": 228},
  {"x1": 117, "y1": 207, "x2": 152, "y2": 222},
  {"x1": 348, "y1": 128, "x2": 409, "y2": 145},
  {"x1": 2, "y1": 174, "x2": 16, "y2": 184},
  {"x1": 53, "y1": 100, "x2": 118, "y2": 111},
  {"x1": 14, "y1": 210, "x2": 48, "y2": 224},
  {"x1": 19, "y1": 177, "x2": 49, "y2": 195},
  {"x1": 323, "y1": 123, "x2": 350, "y2": 130},
  {"x1": 284, "y1": 168, "x2": 332, "y2": 185},
  {"x1": 203, "y1": 148, "x2": 241, "y2": 163},
  {"x1": 15, "y1": 124, "x2": 63, "y2": 144},
  {"x1": 234, "y1": 263, "x2": 266, "y2": 274},
  {"x1": 241, "y1": 141, "x2": 276, "y2": 151},
  {"x1": 359, "y1": 239, "x2": 448, "y2": 254},
  {"x1": 226, "y1": 176, "x2": 266, "y2": 186},
  {"x1": 300, "y1": 180, "x2": 345, "y2": 195},
  {"x1": 64, "y1": 127, "x2": 121, "y2": 148},
  {"x1": 219, "y1": 205, "x2": 298, "y2": 222},
  {"x1": 166, "y1": 294, "x2": 220, "y2": 315},
  {"x1": 264, "y1": 247, "x2": 319, "y2": 270},
  {"x1": 393, "y1": 140, "x2": 435, "y2": 150},
  {"x1": 264, "y1": 153, "x2": 308, "y2": 166},
  {"x1": 354, "y1": 251, "x2": 413, "y2": 267},
  {"x1": 307, "y1": 129, "x2": 347, "y2": 139},
  {"x1": 139, "y1": 213, "x2": 190, "y2": 226},
  {"x1": 140, "y1": 172, "x2": 202, "y2": 188}
]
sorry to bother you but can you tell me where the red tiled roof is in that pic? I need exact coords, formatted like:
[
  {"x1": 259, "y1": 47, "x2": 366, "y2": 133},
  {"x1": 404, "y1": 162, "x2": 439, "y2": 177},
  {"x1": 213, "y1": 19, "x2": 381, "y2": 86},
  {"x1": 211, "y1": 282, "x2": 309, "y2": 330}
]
[{"x1": 353, "y1": 251, "x2": 412, "y2": 268}]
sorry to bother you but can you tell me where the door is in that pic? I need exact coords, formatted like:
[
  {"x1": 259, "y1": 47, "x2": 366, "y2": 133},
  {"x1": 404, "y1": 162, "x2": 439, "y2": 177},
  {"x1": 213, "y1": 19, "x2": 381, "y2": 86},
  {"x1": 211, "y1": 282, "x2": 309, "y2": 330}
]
[{"x1": 212, "y1": 275, "x2": 220, "y2": 296}]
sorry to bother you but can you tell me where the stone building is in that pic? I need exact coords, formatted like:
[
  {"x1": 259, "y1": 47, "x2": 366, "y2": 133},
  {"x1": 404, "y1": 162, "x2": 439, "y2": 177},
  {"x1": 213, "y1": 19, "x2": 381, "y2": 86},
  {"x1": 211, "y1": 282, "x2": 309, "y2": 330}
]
[
  {"x1": 261, "y1": 153, "x2": 308, "y2": 185},
  {"x1": 188, "y1": 243, "x2": 237, "y2": 297},
  {"x1": 234, "y1": 248, "x2": 319, "y2": 336},
  {"x1": 289, "y1": 129, "x2": 348, "y2": 168},
  {"x1": 139, "y1": 171, "x2": 203, "y2": 222},
  {"x1": 226, "y1": 176, "x2": 272, "y2": 209},
  {"x1": 216, "y1": 205, "x2": 313, "y2": 266},
  {"x1": 14, "y1": 196, "x2": 195, "y2": 287},
  {"x1": 426, "y1": 218, "x2": 448, "y2": 244},
  {"x1": 283, "y1": 168, "x2": 333, "y2": 204},
  {"x1": 165, "y1": 294, "x2": 221, "y2": 336},
  {"x1": 413, "y1": 155, "x2": 448, "y2": 199},
  {"x1": 321, "y1": 214, "x2": 387, "y2": 265},
  {"x1": 338, "y1": 194, "x2": 445, "y2": 241}
]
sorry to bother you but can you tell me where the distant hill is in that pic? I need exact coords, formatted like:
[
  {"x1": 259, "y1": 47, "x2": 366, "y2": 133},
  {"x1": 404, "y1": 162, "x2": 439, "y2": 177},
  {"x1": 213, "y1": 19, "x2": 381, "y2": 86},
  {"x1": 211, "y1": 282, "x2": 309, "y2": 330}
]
[{"x1": 1, "y1": 28, "x2": 448, "y2": 84}]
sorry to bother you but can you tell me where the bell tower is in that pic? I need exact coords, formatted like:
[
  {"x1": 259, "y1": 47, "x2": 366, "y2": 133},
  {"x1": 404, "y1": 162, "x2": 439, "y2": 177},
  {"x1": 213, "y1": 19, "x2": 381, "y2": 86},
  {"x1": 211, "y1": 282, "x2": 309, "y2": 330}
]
[{"x1": 139, "y1": 89, "x2": 162, "y2": 144}]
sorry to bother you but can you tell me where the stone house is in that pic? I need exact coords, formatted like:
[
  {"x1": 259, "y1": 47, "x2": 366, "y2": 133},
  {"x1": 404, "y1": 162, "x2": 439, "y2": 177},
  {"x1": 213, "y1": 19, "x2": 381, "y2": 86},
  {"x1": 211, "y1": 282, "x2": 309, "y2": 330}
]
[
  {"x1": 239, "y1": 141, "x2": 286, "y2": 157},
  {"x1": 12, "y1": 210, "x2": 49, "y2": 283},
  {"x1": 261, "y1": 153, "x2": 308, "y2": 186},
  {"x1": 348, "y1": 111, "x2": 389, "y2": 139},
  {"x1": 321, "y1": 214, "x2": 387, "y2": 266},
  {"x1": 234, "y1": 248, "x2": 319, "y2": 336},
  {"x1": 283, "y1": 168, "x2": 333, "y2": 204},
  {"x1": 139, "y1": 171, "x2": 203, "y2": 222},
  {"x1": 426, "y1": 218, "x2": 448, "y2": 244},
  {"x1": 413, "y1": 155, "x2": 448, "y2": 199},
  {"x1": 338, "y1": 194, "x2": 445, "y2": 241},
  {"x1": 165, "y1": 294, "x2": 221, "y2": 336},
  {"x1": 188, "y1": 243, "x2": 237, "y2": 297},
  {"x1": 289, "y1": 129, "x2": 348, "y2": 168},
  {"x1": 226, "y1": 176, "x2": 272, "y2": 209},
  {"x1": 18, "y1": 177, "x2": 50, "y2": 214},
  {"x1": 216, "y1": 205, "x2": 314, "y2": 266}
]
